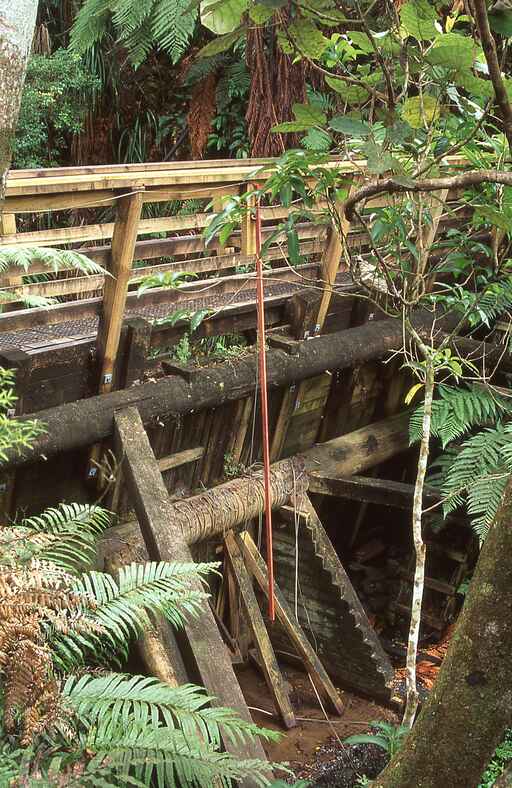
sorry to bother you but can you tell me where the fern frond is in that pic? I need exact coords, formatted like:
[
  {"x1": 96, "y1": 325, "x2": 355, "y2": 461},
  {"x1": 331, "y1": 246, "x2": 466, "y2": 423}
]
[
  {"x1": 85, "y1": 725, "x2": 276, "y2": 788},
  {"x1": 70, "y1": 0, "x2": 113, "y2": 53},
  {"x1": 1, "y1": 505, "x2": 112, "y2": 572},
  {"x1": 409, "y1": 383, "x2": 512, "y2": 448},
  {"x1": 64, "y1": 673, "x2": 279, "y2": 750},
  {"x1": 0, "y1": 247, "x2": 106, "y2": 277},
  {"x1": 152, "y1": 0, "x2": 197, "y2": 64},
  {"x1": 467, "y1": 471, "x2": 509, "y2": 543},
  {"x1": 52, "y1": 562, "x2": 214, "y2": 668}
]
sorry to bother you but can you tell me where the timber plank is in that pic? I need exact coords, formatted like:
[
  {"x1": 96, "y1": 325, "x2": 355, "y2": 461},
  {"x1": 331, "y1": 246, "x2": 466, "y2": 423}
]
[{"x1": 113, "y1": 407, "x2": 268, "y2": 775}]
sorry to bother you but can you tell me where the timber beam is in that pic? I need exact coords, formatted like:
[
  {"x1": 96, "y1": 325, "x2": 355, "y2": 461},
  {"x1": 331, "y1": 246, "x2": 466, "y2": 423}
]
[
  {"x1": 6, "y1": 313, "x2": 443, "y2": 469},
  {"x1": 113, "y1": 407, "x2": 267, "y2": 779},
  {"x1": 308, "y1": 474, "x2": 441, "y2": 509}
]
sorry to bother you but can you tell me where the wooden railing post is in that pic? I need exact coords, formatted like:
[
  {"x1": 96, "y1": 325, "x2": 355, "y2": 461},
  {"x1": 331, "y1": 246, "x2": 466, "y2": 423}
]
[
  {"x1": 0, "y1": 211, "x2": 21, "y2": 313},
  {"x1": 96, "y1": 190, "x2": 143, "y2": 394}
]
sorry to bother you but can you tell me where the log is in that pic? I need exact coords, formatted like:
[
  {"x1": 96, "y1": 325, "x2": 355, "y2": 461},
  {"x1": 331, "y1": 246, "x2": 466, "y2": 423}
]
[
  {"x1": 113, "y1": 407, "x2": 267, "y2": 780},
  {"x1": 99, "y1": 411, "x2": 411, "y2": 556},
  {"x1": 165, "y1": 456, "x2": 307, "y2": 546},
  {"x1": 6, "y1": 314, "x2": 435, "y2": 469}
]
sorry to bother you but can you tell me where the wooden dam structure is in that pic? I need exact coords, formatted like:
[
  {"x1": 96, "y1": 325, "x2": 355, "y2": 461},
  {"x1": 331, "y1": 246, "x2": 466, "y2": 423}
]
[{"x1": 0, "y1": 156, "x2": 483, "y2": 770}]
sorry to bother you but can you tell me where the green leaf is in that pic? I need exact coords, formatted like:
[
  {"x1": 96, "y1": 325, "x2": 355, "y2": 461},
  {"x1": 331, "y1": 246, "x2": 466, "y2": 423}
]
[
  {"x1": 190, "y1": 308, "x2": 212, "y2": 333},
  {"x1": 324, "y1": 75, "x2": 370, "y2": 104},
  {"x1": 287, "y1": 229, "x2": 302, "y2": 264},
  {"x1": 455, "y1": 70, "x2": 494, "y2": 100},
  {"x1": 362, "y1": 141, "x2": 397, "y2": 174},
  {"x1": 302, "y1": 127, "x2": 333, "y2": 151},
  {"x1": 289, "y1": 19, "x2": 329, "y2": 59},
  {"x1": 475, "y1": 206, "x2": 512, "y2": 233},
  {"x1": 249, "y1": 3, "x2": 274, "y2": 22},
  {"x1": 329, "y1": 115, "x2": 371, "y2": 137},
  {"x1": 427, "y1": 33, "x2": 477, "y2": 70},
  {"x1": 198, "y1": 30, "x2": 242, "y2": 57},
  {"x1": 200, "y1": 0, "x2": 248, "y2": 34},
  {"x1": 347, "y1": 30, "x2": 374, "y2": 54},
  {"x1": 401, "y1": 95, "x2": 439, "y2": 128},
  {"x1": 345, "y1": 734, "x2": 390, "y2": 751},
  {"x1": 400, "y1": 0, "x2": 438, "y2": 41},
  {"x1": 293, "y1": 102, "x2": 327, "y2": 126},
  {"x1": 488, "y1": 10, "x2": 512, "y2": 37},
  {"x1": 272, "y1": 121, "x2": 313, "y2": 132}
]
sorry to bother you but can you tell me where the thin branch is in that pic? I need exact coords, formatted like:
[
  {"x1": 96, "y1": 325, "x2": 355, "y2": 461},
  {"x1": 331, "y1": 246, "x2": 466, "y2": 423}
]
[{"x1": 343, "y1": 169, "x2": 512, "y2": 220}]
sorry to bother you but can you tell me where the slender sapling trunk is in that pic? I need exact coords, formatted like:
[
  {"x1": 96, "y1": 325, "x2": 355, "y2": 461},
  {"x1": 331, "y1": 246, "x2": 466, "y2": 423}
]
[{"x1": 403, "y1": 360, "x2": 434, "y2": 728}]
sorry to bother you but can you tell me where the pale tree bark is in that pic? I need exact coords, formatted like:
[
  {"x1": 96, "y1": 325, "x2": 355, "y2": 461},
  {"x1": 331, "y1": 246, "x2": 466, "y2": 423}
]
[
  {"x1": 0, "y1": 0, "x2": 39, "y2": 197},
  {"x1": 402, "y1": 360, "x2": 434, "y2": 728},
  {"x1": 373, "y1": 477, "x2": 512, "y2": 788}
]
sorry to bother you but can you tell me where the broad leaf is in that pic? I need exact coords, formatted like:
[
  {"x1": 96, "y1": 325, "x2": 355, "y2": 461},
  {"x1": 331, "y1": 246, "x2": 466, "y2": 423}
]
[
  {"x1": 401, "y1": 95, "x2": 439, "y2": 128},
  {"x1": 249, "y1": 3, "x2": 274, "y2": 22},
  {"x1": 198, "y1": 30, "x2": 242, "y2": 57},
  {"x1": 200, "y1": 0, "x2": 247, "y2": 34},
  {"x1": 427, "y1": 33, "x2": 477, "y2": 70},
  {"x1": 289, "y1": 19, "x2": 329, "y2": 59},
  {"x1": 324, "y1": 75, "x2": 370, "y2": 104},
  {"x1": 400, "y1": 0, "x2": 437, "y2": 40},
  {"x1": 329, "y1": 115, "x2": 371, "y2": 137}
]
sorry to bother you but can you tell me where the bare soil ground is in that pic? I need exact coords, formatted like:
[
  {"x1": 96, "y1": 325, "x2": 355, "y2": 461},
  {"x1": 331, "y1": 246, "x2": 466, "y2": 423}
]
[{"x1": 236, "y1": 662, "x2": 398, "y2": 785}]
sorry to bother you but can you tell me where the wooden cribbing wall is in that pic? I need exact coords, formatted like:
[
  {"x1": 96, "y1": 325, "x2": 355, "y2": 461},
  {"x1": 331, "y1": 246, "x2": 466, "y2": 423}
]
[{"x1": 0, "y1": 155, "x2": 491, "y2": 772}]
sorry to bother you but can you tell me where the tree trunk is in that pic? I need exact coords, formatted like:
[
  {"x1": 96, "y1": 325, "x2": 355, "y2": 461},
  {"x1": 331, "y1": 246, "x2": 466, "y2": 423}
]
[
  {"x1": 373, "y1": 477, "x2": 512, "y2": 788},
  {"x1": 0, "y1": 0, "x2": 38, "y2": 194}
]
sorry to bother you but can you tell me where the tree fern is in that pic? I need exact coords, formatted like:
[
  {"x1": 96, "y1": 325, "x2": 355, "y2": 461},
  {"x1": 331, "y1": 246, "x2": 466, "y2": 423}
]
[
  {"x1": 429, "y1": 424, "x2": 512, "y2": 542},
  {"x1": 0, "y1": 247, "x2": 106, "y2": 276},
  {"x1": 409, "y1": 383, "x2": 512, "y2": 448},
  {"x1": 72, "y1": 0, "x2": 198, "y2": 67}
]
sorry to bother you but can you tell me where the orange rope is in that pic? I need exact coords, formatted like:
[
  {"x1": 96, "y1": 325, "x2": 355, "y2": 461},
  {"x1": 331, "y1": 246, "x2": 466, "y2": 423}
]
[{"x1": 255, "y1": 196, "x2": 275, "y2": 621}]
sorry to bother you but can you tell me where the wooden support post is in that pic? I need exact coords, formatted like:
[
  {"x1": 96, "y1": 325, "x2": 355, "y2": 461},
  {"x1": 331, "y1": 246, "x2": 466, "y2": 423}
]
[
  {"x1": 224, "y1": 531, "x2": 296, "y2": 729},
  {"x1": 308, "y1": 473, "x2": 441, "y2": 510},
  {"x1": 315, "y1": 198, "x2": 352, "y2": 334},
  {"x1": 121, "y1": 317, "x2": 152, "y2": 388},
  {"x1": 96, "y1": 190, "x2": 143, "y2": 394},
  {"x1": 237, "y1": 530, "x2": 344, "y2": 715},
  {"x1": 240, "y1": 188, "x2": 257, "y2": 258},
  {"x1": 113, "y1": 406, "x2": 267, "y2": 774}
]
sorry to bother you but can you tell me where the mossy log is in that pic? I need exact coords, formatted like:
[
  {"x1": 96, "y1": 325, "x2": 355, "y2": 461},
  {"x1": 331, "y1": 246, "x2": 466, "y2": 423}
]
[
  {"x1": 373, "y1": 477, "x2": 512, "y2": 788},
  {"x1": 7, "y1": 313, "x2": 439, "y2": 469}
]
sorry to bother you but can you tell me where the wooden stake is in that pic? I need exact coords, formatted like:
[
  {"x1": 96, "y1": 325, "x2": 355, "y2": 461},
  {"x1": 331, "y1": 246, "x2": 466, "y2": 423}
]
[
  {"x1": 224, "y1": 532, "x2": 296, "y2": 729},
  {"x1": 238, "y1": 531, "x2": 344, "y2": 715}
]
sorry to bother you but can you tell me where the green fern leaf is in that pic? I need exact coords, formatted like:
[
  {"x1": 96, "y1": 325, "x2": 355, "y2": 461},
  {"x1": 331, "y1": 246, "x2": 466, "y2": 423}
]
[{"x1": 152, "y1": 0, "x2": 197, "y2": 64}]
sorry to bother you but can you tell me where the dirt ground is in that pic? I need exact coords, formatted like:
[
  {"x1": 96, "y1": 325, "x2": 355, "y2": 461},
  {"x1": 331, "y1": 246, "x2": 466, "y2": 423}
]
[{"x1": 236, "y1": 661, "x2": 398, "y2": 784}]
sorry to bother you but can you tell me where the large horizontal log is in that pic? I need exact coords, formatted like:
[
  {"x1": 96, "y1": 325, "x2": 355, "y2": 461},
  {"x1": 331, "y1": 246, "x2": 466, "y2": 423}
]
[
  {"x1": 100, "y1": 411, "x2": 411, "y2": 551},
  {"x1": 7, "y1": 314, "x2": 437, "y2": 469}
]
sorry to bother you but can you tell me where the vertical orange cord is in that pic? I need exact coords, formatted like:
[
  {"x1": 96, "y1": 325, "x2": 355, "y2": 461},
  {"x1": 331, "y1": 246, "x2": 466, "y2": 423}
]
[{"x1": 254, "y1": 196, "x2": 275, "y2": 621}]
